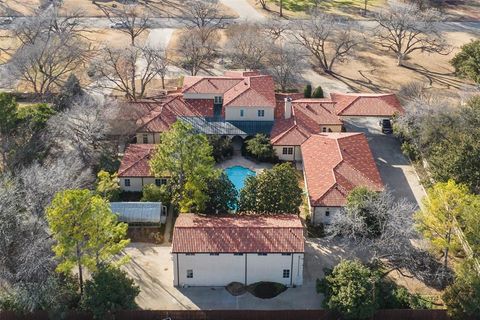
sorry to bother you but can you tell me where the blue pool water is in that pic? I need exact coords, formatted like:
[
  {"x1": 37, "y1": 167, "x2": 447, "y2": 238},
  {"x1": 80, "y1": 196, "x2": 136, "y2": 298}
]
[{"x1": 225, "y1": 166, "x2": 256, "y2": 192}]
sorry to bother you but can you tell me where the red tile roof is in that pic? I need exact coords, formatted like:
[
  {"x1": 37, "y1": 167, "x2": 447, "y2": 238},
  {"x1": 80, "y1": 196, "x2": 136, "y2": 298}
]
[
  {"x1": 301, "y1": 133, "x2": 383, "y2": 207},
  {"x1": 118, "y1": 144, "x2": 156, "y2": 177},
  {"x1": 330, "y1": 93, "x2": 404, "y2": 117},
  {"x1": 172, "y1": 214, "x2": 304, "y2": 253},
  {"x1": 182, "y1": 72, "x2": 276, "y2": 108},
  {"x1": 271, "y1": 99, "x2": 343, "y2": 146},
  {"x1": 136, "y1": 95, "x2": 200, "y2": 133}
]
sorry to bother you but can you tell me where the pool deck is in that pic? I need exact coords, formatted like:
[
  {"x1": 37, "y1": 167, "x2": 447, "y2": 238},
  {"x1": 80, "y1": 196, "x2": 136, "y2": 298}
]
[{"x1": 216, "y1": 156, "x2": 273, "y2": 174}]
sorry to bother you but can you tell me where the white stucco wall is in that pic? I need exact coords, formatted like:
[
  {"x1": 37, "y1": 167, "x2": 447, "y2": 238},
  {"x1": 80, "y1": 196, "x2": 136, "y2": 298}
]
[
  {"x1": 136, "y1": 133, "x2": 161, "y2": 144},
  {"x1": 174, "y1": 253, "x2": 246, "y2": 286},
  {"x1": 173, "y1": 253, "x2": 304, "y2": 287},
  {"x1": 225, "y1": 106, "x2": 274, "y2": 121},
  {"x1": 312, "y1": 206, "x2": 343, "y2": 225},
  {"x1": 274, "y1": 146, "x2": 302, "y2": 162},
  {"x1": 119, "y1": 177, "x2": 166, "y2": 192}
]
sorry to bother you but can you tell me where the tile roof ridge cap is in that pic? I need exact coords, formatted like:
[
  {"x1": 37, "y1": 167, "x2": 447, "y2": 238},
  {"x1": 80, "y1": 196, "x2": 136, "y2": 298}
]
[
  {"x1": 339, "y1": 95, "x2": 361, "y2": 113},
  {"x1": 182, "y1": 77, "x2": 204, "y2": 92},
  {"x1": 118, "y1": 147, "x2": 153, "y2": 176}
]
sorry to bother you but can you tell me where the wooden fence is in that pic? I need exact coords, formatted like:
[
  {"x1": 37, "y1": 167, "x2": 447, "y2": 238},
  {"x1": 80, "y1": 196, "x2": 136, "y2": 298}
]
[{"x1": 0, "y1": 309, "x2": 454, "y2": 320}]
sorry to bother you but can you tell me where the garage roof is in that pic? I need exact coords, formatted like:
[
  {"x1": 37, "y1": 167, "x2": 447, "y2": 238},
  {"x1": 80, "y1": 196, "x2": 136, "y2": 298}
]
[{"x1": 172, "y1": 214, "x2": 304, "y2": 253}]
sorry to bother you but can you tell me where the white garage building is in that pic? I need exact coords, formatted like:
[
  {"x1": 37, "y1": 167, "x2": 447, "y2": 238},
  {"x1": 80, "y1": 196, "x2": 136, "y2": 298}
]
[{"x1": 172, "y1": 214, "x2": 304, "y2": 287}]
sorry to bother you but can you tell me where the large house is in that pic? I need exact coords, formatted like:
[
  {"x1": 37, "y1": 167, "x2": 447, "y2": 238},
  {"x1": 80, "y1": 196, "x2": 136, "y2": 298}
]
[
  {"x1": 301, "y1": 133, "x2": 384, "y2": 225},
  {"x1": 330, "y1": 92, "x2": 403, "y2": 118},
  {"x1": 172, "y1": 214, "x2": 304, "y2": 287}
]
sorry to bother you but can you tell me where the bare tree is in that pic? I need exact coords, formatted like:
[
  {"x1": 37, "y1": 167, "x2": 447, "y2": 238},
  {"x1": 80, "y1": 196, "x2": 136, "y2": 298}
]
[
  {"x1": 176, "y1": 29, "x2": 218, "y2": 75},
  {"x1": 107, "y1": 4, "x2": 150, "y2": 46},
  {"x1": 261, "y1": 18, "x2": 289, "y2": 42},
  {"x1": 47, "y1": 96, "x2": 118, "y2": 167},
  {"x1": 7, "y1": 8, "x2": 91, "y2": 95},
  {"x1": 154, "y1": 49, "x2": 170, "y2": 90},
  {"x1": 372, "y1": 1, "x2": 450, "y2": 66},
  {"x1": 292, "y1": 13, "x2": 360, "y2": 74},
  {"x1": 225, "y1": 23, "x2": 271, "y2": 70},
  {"x1": 90, "y1": 45, "x2": 165, "y2": 100},
  {"x1": 325, "y1": 190, "x2": 450, "y2": 286},
  {"x1": 182, "y1": 0, "x2": 223, "y2": 44},
  {"x1": 256, "y1": 0, "x2": 268, "y2": 9},
  {"x1": 265, "y1": 44, "x2": 306, "y2": 92}
]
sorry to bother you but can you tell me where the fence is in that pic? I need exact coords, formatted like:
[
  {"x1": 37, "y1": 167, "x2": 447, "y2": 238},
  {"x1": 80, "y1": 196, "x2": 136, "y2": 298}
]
[{"x1": 0, "y1": 309, "x2": 453, "y2": 320}]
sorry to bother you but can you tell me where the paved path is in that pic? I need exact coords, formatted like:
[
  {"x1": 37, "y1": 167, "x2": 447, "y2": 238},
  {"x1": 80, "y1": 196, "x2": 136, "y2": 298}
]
[
  {"x1": 219, "y1": 0, "x2": 265, "y2": 22},
  {"x1": 163, "y1": 205, "x2": 175, "y2": 243}
]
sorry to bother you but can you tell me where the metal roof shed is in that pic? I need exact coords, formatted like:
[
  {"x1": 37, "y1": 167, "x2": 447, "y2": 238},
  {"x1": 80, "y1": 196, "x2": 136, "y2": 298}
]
[{"x1": 110, "y1": 202, "x2": 167, "y2": 224}]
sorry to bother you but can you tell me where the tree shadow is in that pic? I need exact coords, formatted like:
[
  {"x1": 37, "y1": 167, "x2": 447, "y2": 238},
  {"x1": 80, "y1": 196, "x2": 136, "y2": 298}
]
[
  {"x1": 402, "y1": 64, "x2": 466, "y2": 89},
  {"x1": 330, "y1": 71, "x2": 390, "y2": 93}
]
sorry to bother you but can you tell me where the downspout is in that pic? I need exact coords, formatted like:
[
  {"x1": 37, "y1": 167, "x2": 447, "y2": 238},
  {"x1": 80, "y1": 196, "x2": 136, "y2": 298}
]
[{"x1": 290, "y1": 254, "x2": 294, "y2": 287}]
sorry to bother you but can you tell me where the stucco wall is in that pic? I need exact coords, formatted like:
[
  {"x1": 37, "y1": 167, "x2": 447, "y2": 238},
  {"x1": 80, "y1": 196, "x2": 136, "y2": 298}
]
[
  {"x1": 312, "y1": 206, "x2": 343, "y2": 225},
  {"x1": 321, "y1": 125, "x2": 343, "y2": 133},
  {"x1": 274, "y1": 146, "x2": 302, "y2": 162},
  {"x1": 173, "y1": 253, "x2": 304, "y2": 287},
  {"x1": 120, "y1": 177, "x2": 165, "y2": 192},
  {"x1": 225, "y1": 107, "x2": 274, "y2": 121},
  {"x1": 136, "y1": 133, "x2": 161, "y2": 144}
]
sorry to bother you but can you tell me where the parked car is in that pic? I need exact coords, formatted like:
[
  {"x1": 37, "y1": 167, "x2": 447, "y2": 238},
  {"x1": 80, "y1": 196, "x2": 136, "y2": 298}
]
[
  {"x1": 0, "y1": 17, "x2": 13, "y2": 25},
  {"x1": 379, "y1": 119, "x2": 393, "y2": 134},
  {"x1": 110, "y1": 22, "x2": 127, "y2": 29}
]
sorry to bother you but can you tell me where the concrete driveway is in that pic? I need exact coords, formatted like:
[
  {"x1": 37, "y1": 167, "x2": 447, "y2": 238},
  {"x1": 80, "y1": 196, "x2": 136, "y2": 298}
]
[
  {"x1": 123, "y1": 242, "x2": 323, "y2": 310},
  {"x1": 343, "y1": 117, "x2": 426, "y2": 207}
]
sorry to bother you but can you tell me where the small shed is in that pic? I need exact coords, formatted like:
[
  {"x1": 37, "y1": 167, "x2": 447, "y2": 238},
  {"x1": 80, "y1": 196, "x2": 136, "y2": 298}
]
[{"x1": 110, "y1": 202, "x2": 167, "y2": 224}]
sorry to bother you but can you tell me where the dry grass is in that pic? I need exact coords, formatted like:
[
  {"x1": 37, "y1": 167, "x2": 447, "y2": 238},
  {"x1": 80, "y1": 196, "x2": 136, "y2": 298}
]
[
  {"x1": 305, "y1": 30, "x2": 479, "y2": 96},
  {"x1": 59, "y1": 0, "x2": 238, "y2": 18}
]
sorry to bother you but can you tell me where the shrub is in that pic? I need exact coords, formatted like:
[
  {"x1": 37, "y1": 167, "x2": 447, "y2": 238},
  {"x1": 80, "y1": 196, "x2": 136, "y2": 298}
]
[
  {"x1": 142, "y1": 183, "x2": 171, "y2": 204},
  {"x1": 244, "y1": 133, "x2": 277, "y2": 163},
  {"x1": 304, "y1": 84, "x2": 312, "y2": 98},
  {"x1": 207, "y1": 135, "x2": 233, "y2": 162},
  {"x1": 451, "y1": 40, "x2": 480, "y2": 84},
  {"x1": 81, "y1": 266, "x2": 139, "y2": 320},
  {"x1": 312, "y1": 86, "x2": 324, "y2": 98}
]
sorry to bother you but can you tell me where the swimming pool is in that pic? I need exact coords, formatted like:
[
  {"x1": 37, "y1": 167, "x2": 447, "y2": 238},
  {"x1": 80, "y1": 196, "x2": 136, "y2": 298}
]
[{"x1": 224, "y1": 166, "x2": 256, "y2": 193}]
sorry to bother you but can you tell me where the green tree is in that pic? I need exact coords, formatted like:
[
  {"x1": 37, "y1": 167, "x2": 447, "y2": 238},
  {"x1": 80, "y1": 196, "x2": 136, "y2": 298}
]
[
  {"x1": 141, "y1": 183, "x2": 172, "y2": 204},
  {"x1": 17, "y1": 103, "x2": 56, "y2": 131},
  {"x1": 0, "y1": 92, "x2": 18, "y2": 135},
  {"x1": 304, "y1": 84, "x2": 312, "y2": 98},
  {"x1": 451, "y1": 40, "x2": 480, "y2": 84},
  {"x1": 312, "y1": 86, "x2": 324, "y2": 98},
  {"x1": 149, "y1": 121, "x2": 216, "y2": 212},
  {"x1": 81, "y1": 266, "x2": 139, "y2": 320},
  {"x1": 239, "y1": 163, "x2": 302, "y2": 214},
  {"x1": 443, "y1": 261, "x2": 480, "y2": 320},
  {"x1": 207, "y1": 135, "x2": 233, "y2": 162},
  {"x1": 245, "y1": 134, "x2": 277, "y2": 162},
  {"x1": 204, "y1": 172, "x2": 238, "y2": 214},
  {"x1": 46, "y1": 190, "x2": 130, "y2": 294},
  {"x1": 96, "y1": 170, "x2": 120, "y2": 200},
  {"x1": 318, "y1": 260, "x2": 378, "y2": 319},
  {"x1": 415, "y1": 180, "x2": 471, "y2": 275}
]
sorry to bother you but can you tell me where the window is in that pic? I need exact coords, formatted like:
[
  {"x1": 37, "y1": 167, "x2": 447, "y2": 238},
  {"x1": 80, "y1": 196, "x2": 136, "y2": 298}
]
[
  {"x1": 258, "y1": 253, "x2": 267, "y2": 256},
  {"x1": 142, "y1": 134, "x2": 148, "y2": 143},
  {"x1": 214, "y1": 96, "x2": 223, "y2": 104},
  {"x1": 155, "y1": 178, "x2": 167, "y2": 186},
  {"x1": 282, "y1": 253, "x2": 291, "y2": 256},
  {"x1": 124, "y1": 179, "x2": 131, "y2": 187},
  {"x1": 209, "y1": 253, "x2": 219, "y2": 256},
  {"x1": 187, "y1": 269, "x2": 193, "y2": 278},
  {"x1": 283, "y1": 269, "x2": 290, "y2": 278},
  {"x1": 328, "y1": 128, "x2": 333, "y2": 132},
  {"x1": 240, "y1": 109, "x2": 244, "y2": 117},
  {"x1": 322, "y1": 127, "x2": 327, "y2": 132},
  {"x1": 234, "y1": 253, "x2": 244, "y2": 256},
  {"x1": 325, "y1": 209, "x2": 330, "y2": 217},
  {"x1": 258, "y1": 109, "x2": 265, "y2": 117},
  {"x1": 282, "y1": 147, "x2": 293, "y2": 155},
  {"x1": 186, "y1": 253, "x2": 195, "y2": 256}
]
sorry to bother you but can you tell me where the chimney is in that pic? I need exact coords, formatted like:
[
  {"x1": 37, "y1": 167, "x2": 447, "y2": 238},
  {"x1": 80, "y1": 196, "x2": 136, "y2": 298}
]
[{"x1": 284, "y1": 97, "x2": 292, "y2": 119}]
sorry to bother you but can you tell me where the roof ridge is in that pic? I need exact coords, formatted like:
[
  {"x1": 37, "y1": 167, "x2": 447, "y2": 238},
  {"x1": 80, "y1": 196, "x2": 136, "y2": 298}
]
[
  {"x1": 118, "y1": 147, "x2": 153, "y2": 176},
  {"x1": 338, "y1": 96, "x2": 360, "y2": 114}
]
